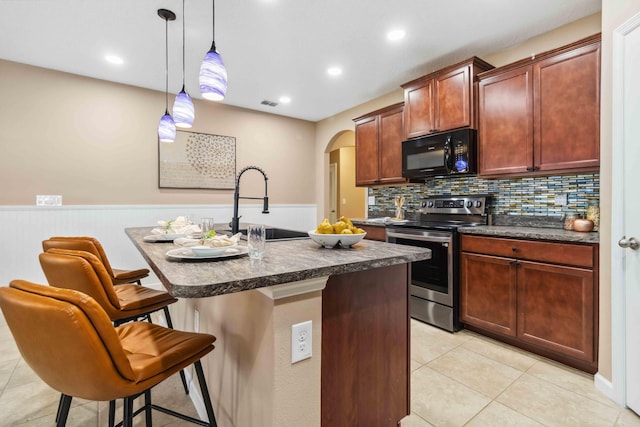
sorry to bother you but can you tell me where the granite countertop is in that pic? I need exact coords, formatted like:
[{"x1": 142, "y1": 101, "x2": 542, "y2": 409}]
[
  {"x1": 458, "y1": 225, "x2": 599, "y2": 244},
  {"x1": 351, "y1": 219, "x2": 386, "y2": 227},
  {"x1": 126, "y1": 227, "x2": 431, "y2": 298}
]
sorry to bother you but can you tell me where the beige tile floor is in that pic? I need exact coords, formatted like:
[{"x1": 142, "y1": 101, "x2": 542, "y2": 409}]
[
  {"x1": 2, "y1": 309, "x2": 640, "y2": 426},
  {"x1": 404, "y1": 319, "x2": 640, "y2": 427}
]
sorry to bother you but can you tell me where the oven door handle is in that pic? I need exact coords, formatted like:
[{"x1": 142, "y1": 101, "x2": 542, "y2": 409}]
[{"x1": 386, "y1": 231, "x2": 452, "y2": 243}]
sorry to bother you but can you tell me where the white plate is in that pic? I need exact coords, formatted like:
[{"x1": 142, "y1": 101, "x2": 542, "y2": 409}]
[
  {"x1": 166, "y1": 246, "x2": 248, "y2": 260},
  {"x1": 190, "y1": 244, "x2": 238, "y2": 257}
]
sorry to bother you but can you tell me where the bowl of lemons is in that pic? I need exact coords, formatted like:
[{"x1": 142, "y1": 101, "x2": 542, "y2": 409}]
[{"x1": 308, "y1": 217, "x2": 367, "y2": 248}]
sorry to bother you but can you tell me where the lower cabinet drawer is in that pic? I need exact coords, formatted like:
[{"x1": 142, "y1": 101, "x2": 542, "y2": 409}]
[{"x1": 461, "y1": 235, "x2": 594, "y2": 268}]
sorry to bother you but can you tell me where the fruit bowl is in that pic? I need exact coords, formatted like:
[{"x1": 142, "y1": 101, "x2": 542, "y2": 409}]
[{"x1": 307, "y1": 231, "x2": 366, "y2": 248}]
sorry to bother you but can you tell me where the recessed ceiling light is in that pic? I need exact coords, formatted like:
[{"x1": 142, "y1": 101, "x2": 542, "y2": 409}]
[
  {"x1": 279, "y1": 96, "x2": 291, "y2": 104},
  {"x1": 105, "y1": 54, "x2": 124, "y2": 65},
  {"x1": 387, "y1": 29, "x2": 406, "y2": 41},
  {"x1": 327, "y1": 67, "x2": 342, "y2": 76}
]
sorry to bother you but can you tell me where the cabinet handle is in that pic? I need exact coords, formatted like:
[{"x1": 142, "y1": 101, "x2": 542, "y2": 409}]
[
  {"x1": 509, "y1": 260, "x2": 521, "y2": 266},
  {"x1": 526, "y1": 167, "x2": 533, "y2": 172},
  {"x1": 533, "y1": 166, "x2": 540, "y2": 171},
  {"x1": 512, "y1": 247, "x2": 518, "y2": 252}
]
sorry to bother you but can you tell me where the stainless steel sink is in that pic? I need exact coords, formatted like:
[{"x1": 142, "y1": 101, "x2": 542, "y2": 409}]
[{"x1": 220, "y1": 227, "x2": 309, "y2": 241}]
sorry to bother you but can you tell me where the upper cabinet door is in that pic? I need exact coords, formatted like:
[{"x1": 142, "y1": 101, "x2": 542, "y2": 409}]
[
  {"x1": 478, "y1": 65, "x2": 534, "y2": 176},
  {"x1": 477, "y1": 34, "x2": 601, "y2": 178},
  {"x1": 403, "y1": 81, "x2": 435, "y2": 140},
  {"x1": 353, "y1": 102, "x2": 406, "y2": 187},
  {"x1": 436, "y1": 65, "x2": 471, "y2": 131},
  {"x1": 354, "y1": 116, "x2": 379, "y2": 186},
  {"x1": 402, "y1": 57, "x2": 494, "y2": 140},
  {"x1": 378, "y1": 105, "x2": 405, "y2": 184},
  {"x1": 534, "y1": 42, "x2": 601, "y2": 172}
]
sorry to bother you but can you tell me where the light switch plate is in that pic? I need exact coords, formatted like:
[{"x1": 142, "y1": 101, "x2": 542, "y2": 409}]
[
  {"x1": 36, "y1": 195, "x2": 62, "y2": 206},
  {"x1": 368, "y1": 196, "x2": 375, "y2": 205}
]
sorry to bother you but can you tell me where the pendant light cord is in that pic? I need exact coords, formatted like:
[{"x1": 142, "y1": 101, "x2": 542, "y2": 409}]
[
  {"x1": 181, "y1": 0, "x2": 186, "y2": 87},
  {"x1": 210, "y1": 0, "x2": 216, "y2": 51},
  {"x1": 164, "y1": 15, "x2": 169, "y2": 112}
]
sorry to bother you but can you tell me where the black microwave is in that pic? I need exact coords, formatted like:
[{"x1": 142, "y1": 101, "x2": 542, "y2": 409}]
[{"x1": 402, "y1": 128, "x2": 477, "y2": 179}]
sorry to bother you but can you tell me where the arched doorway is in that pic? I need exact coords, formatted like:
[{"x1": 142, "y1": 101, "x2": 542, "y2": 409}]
[{"x1": 324, "y1": 130, "x2": 366, "y2": 222}]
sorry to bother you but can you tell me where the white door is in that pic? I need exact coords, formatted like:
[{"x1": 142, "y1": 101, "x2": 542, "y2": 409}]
[{"x1": 612, "y1": 11, "x2": 640, "y2": 414}]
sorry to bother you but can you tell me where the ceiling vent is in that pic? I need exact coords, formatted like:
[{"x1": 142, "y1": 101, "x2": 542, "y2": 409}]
[{"x1": 260, "y1": 100, "x2": 278, "y2": 107}]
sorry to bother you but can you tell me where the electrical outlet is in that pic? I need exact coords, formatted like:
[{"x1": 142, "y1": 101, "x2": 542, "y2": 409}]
[
  {"x1": 194, "y1": 309, "x2": 200, "y2": 333},
  {"x1": 291, "y1": 320, "x2": 312, "y2": 363},
  {"x1": 554, "y1": 194, "x2": 568, "y2": 206},
  {"x1": 368, "y1": 196, "x2": 375, "y2": 205}
]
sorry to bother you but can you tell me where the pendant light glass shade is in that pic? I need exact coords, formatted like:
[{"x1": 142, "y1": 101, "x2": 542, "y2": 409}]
[
  {"x1": 158, "y1": 110, "x2": 177, "y2": 142},
  {"x1": 200, "y1": 44, "x2": 227, "y2": 101},
  {"x1": 173, "y1": 87, "x2": 195, "y2": 128},
  {"x1": 200, "y1": 0, "x2": 227, "y2": 101}
]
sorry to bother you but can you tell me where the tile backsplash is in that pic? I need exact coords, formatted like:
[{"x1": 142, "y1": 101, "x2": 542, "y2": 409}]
[{"x1": 368, "y1": 173, "x2": 599, "y2": 219}]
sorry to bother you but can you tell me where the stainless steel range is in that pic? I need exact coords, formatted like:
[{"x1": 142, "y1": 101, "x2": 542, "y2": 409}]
[{"x1": 386, "y1": 195, "x2": 489, "y2": 332}]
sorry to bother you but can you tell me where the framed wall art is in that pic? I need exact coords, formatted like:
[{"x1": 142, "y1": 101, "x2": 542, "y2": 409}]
[{"x1": 159, "y1": 130, "x2": 236, "y2": 189}]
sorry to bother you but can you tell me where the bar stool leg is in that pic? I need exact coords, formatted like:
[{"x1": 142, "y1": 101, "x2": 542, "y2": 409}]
[
  {"x1": 55, "y1": 394, "x2": 64, "y2": 422},
  {"x1": 56, "y1": 394, "x2": 72, "y2": 427},
  {"x1": 144, "y1": 389, "x2": 153, "y2": 427},
  {"x1": 123, "y1": 396, "x2": 134, "y2": 427},
  {"x1": 108, "y1": 400, "x2": 116, "y2": 427},
  {"x1": 194, "y1": 361, "x2": 217, "y2": 427},
  {"x1": 163, "y1": 306, "x2": 190, "y2": 395}
]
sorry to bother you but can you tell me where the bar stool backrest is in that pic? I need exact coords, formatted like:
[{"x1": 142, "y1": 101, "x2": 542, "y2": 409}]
[
  {"x1": 39, "y1": 248, "x2": 122, "y2": 313},
  {"x1": 43, "y1": 237, "x2": 116, "y2": 279}
]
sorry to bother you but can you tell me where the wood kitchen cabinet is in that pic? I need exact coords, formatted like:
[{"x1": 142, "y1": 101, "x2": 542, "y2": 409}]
[
  {"x1": 358, "y1": 224, "x2": 386, "y2": 241},
  {"x1": 460, "y1": 234, "x2": 598, "y2": 373},
  {"x1": 353, "y1": 102, "x2": 406, "y2": 186},
  {"x1": 401, "y1": 57, "x2": 493, "y2": 140},
  {"x1": 478, "y1": 34, "x2": 601, "y2": 177}
]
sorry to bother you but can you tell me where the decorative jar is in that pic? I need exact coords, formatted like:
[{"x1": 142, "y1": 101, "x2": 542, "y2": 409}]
[{"x1": 563, "y1": 212, "x2": 579, "y2": 231}]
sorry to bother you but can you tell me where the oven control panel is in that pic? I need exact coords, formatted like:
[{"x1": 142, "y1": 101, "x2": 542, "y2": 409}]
[{"x1": 420, "y1": 196, "x2": 488, "y2": 215}]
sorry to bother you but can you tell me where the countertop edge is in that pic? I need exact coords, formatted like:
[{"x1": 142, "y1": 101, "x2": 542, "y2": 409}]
[{"x1": 458, "y1": 225, "x2": 600, "y2": 244}]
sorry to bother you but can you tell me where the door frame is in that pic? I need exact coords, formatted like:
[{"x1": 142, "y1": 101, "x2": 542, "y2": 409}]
[
  {"x1": 329, "y1": 162, "x2": 338, "y2": 224},
  {"x1": 607, "y1": 10, "x2": 640, "y2": 407}
]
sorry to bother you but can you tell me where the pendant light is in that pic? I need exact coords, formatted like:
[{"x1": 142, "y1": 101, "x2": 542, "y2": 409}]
[
  {"x1": 158, "y1": 9, "x2": 176, "y2": 143},
  {"x1": 199, "y1": 0, "x2": 227, "y2": 101},
  {"x1": 173, "y1": 0, "x2": 195, "y2": 128}
]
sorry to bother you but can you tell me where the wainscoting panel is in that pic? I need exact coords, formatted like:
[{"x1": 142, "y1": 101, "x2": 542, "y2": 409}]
[{"x1": 0, "y1": 204, "x2": 317, "y2": 288}]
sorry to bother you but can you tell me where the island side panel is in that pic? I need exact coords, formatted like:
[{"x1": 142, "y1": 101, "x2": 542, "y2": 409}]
[{"x1": 321, "y1": 263, "x2": 410, "y2": 426}]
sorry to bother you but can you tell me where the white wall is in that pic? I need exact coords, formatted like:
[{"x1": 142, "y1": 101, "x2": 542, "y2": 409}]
[{"x1": 0, "y1": 204, "x2": 316, "y2": 287}]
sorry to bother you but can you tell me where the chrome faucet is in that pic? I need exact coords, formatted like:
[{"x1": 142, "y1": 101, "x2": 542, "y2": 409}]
[{"x1": 230, "y1": 166, "x2": 269, "y2": 234}]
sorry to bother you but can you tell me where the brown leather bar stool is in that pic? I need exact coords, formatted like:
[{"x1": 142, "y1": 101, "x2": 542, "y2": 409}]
[
  {"x1": 0, "y1": 280, "x2": 218, "y2": 427},
  {"x1": 39, "y1": 247, "x2": 190, "y2": 419},
  {"x1": 42, "y1": 236, "x2": 149, "y2": 285},
  {"x1": 39, "y1": 248, "x2": 175, "y2": 326}
]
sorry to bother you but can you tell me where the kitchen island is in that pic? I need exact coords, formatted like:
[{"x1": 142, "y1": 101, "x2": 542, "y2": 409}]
[{"x1": 126, "y1": 227, "x2": 431, "y2": 427}]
